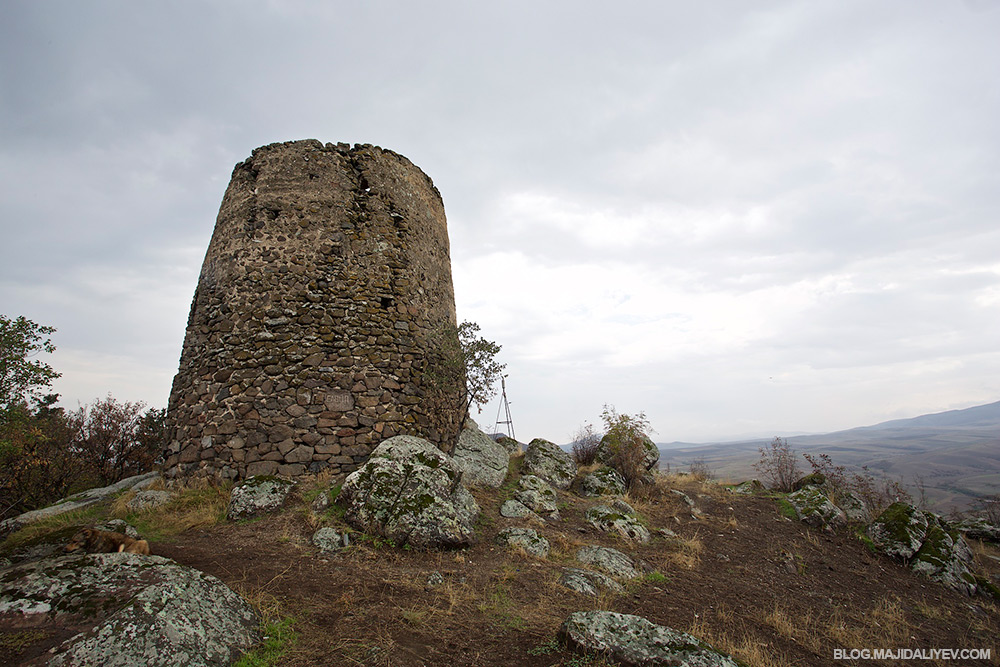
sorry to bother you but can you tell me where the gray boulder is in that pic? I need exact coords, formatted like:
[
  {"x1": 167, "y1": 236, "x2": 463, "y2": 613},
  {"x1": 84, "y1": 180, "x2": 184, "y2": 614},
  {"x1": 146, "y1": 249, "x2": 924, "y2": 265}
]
[
  {"x1": 578, "y1": 467, "x2": 627, "y2": 497},
  {"x1": 585, "y1": 505, "x2": 651, "y2": 543},
  {"x1": 226, "y1": 476, "x2": 295, "y2": 520},
  {"x1": 495, "y1": 527, "x2": 550, "y2": 558},
  {"x1": 495, "y1": 435, "x2": 523, "y2": 455},
  {"x1": 835, "y1": 490, "x2": 871, "y2": 524},
  {"x1": 558, "y1": 611, "x2": 741, "y2": 667},
  {"x1": 311, "y1": 527, "x2": 350, "y2": 552},
  {"x1": 499, "y1": 499, "x2": 538, "y2": 520},
  {"x1": 729, "y1": 480, "x2": 765, "y2": 495},
  {"x1": 867, "y1": 503, "x2": 979, "y2": 596},
  {"x1": 451, "y1": 419, "x2": 510, "y2": 488},
  {"x1": 558, "y1": 567, "x2": 624, "y2": 596},
  {"x1": 522, "y1": 438, "x2": 576, "y2": 490},
  {"x1": 576, "y1": 545, "x2": 645, "y2": 580},
  {"x1": 0, "y1": 552, "x2": 260, "y2": 666},
  {"x1": 127, "y1": 490, "x2": 173, "y2": 512},
  {"x1": 954, "y1": 516, "x2": 1000, "y2": 544},
  {"x1": 595, "y1": 433, "x2": 660, "y2": 473},
  {"x1": 515, "y1": 474, "x2": 560, "y2": 518},
  {"x1": 786, "y1": 486, "x2": 847, "y2": 531},
  {"x1": 0, "y1": 472, "x2": 160, "y2": 538},
  {"x1": 337, "y1": 435, "x2": 479, "y2": 548}
]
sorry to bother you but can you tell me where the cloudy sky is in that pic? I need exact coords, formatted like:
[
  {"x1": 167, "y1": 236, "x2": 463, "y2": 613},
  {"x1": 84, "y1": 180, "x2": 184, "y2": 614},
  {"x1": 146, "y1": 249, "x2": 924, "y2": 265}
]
[{"x1": 2, "y1": 1, "x2": 998, "y2": 443}]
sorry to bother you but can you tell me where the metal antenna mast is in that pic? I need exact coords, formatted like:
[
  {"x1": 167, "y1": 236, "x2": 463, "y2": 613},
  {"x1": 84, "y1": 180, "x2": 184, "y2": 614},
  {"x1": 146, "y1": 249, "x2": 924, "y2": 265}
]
[{"x1": 493, "y1": 376, "x2": 516, "y2": 441}]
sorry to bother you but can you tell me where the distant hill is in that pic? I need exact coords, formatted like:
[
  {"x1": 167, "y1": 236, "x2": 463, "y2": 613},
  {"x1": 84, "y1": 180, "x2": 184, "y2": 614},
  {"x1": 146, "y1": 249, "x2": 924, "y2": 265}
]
[{"x1": 658, "y1": 400, "x2": 1000, "y2": 514}]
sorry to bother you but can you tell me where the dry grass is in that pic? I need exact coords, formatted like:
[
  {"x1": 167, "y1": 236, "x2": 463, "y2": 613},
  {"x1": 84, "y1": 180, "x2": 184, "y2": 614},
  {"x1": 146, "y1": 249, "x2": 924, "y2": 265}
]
[
  {"x1": 825, "y1": 598, "x2": 910, "y2": 648},
  {"x1": 660, "y1": 531, "x2": 704, "y2": 570},
  {"x1": 763, "y1": 604, "x2": 822, "y2": 653},
  {"x1": 117, "y1": 480, "x2": 232, "y2": 540},
  {"x1": 688, "y1": 615, "x2": 794, "y2": 667}
]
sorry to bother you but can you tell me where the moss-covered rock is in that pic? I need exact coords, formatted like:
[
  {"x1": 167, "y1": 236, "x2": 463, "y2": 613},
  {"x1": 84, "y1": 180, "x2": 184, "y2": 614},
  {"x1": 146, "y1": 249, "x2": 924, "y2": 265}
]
[
  {"x1": 226, "y1": 476, "x2": 295, "y2": 520},
  {"x1": 0, "y1": 552, "x2": 259, "y2": 666},
  {"x1": 575, "y1": 545, "x2": 645, "y2": 580},
  {"x1": 522, "y1": 438, "x2": 576, "y2": 490},
  {"x1": 578, "y1": 467, "x2": 627, "y2": 497},
  {"x1": 867, "y1": 502, "x2": 981, "y2": 596},
  {"x1": 786, "y1": 486, "x2": 847, "y2": 531},
  {"x1": 792, "y1": 472, "x2": 826, "y2": 491},
  {"x1": 338, "y1": 435, "x2": 479, "y2": 548},
  {"x1": 494, "y1": 527, "x2": 549, "y2": 558},
  {"x1": 558, "y1": 567, "x2": 623, "y2": 596},
  {"x1": 585, "y1": 505, "x2": 650, "y2": 543},
  {"x1": 558, "y1": 611, "x2": 744, "y2": 667},
  {"x1": 514, "y1": 475, "x2": 560, "y2": 518},
  {"x1": 729, "y1": 479, "x2": 765, "y2": 496},
  {"x1": 451, "y1": 419, "x2": 510, "y2": 488}
]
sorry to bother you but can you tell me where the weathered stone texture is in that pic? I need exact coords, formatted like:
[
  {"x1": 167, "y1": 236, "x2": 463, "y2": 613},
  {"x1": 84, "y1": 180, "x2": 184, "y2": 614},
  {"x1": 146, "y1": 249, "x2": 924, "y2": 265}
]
[{"x1": 164, "y1": 140, "x2": 464, "y2": 480}]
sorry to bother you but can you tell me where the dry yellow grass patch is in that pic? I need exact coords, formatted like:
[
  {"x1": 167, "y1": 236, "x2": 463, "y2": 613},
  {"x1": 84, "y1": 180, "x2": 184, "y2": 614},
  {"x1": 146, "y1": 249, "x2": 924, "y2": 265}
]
[
  {"x1": 688, "y1": 615, "x2": 794, "y2": 667},
  {"x1": 660, "y1": 530, "x2": 704, "y2": 570},
  {"x1": 826, "y1": 598, "x2": 910, "y2": 648}
]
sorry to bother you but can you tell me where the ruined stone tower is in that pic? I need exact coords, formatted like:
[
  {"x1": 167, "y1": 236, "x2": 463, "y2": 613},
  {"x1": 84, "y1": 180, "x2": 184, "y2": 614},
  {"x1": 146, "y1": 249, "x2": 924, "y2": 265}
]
[{"x1": 163, "y1": 140, "x2": 465, "y2": 480}]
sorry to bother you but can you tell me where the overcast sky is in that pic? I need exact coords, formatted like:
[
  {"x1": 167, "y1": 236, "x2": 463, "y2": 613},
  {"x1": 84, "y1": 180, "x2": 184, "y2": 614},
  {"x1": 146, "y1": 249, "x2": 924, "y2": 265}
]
[{"x1": 2, "y1": 0, "x2": 999, "y2": 443}]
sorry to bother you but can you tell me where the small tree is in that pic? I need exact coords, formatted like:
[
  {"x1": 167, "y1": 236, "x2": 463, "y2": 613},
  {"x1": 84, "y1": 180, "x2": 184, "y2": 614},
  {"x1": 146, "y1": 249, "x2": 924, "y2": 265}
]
[
  {"x1": 68, "y1": 396, "x2": 164, "y2": 487},
  {"x1": 599, "y1": 405, "x2": 654, "y2": 490},
  {"x1": 754, "y1": 437, "x2": 801, "y2": 492},
  {"x1": 1, "y1": 315, "x2": 61, "y2": 411},
  {"x1": 427, "y1": 320, "x2": 505, "y2": 429}
]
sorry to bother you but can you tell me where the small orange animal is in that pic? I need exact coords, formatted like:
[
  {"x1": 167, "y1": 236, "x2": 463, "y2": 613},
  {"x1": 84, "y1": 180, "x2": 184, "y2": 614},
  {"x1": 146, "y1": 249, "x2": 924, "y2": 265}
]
[{"x1": 64, "y1": 528, "x2": 151, "y2": 556}]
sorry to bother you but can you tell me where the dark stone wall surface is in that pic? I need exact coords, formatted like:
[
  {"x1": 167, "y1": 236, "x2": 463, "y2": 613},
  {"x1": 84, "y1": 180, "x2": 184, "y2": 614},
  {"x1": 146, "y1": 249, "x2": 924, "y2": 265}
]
[{"x1": 164, "y1": 139, "x2": 464, "y2": 480}]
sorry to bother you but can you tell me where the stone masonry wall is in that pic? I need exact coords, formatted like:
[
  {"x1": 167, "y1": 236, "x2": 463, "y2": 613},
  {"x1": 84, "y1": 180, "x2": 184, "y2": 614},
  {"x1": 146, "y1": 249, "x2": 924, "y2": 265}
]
[{"x1": 164, "y1": 139, "x2": 465, "y2": 480}]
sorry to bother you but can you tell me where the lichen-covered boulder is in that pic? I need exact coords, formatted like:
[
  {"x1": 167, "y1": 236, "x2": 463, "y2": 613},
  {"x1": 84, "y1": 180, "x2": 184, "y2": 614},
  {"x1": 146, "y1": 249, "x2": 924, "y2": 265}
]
[
  {"x1": 585, "y1": 505, "x2": 651, "y2": 543},
  {"x1": 595, "y1": 433, "x2": 659, "y2": 473},
  {"x1": 558, "y1": 611, "x2": 742, "y2": 667},
  {"x1": 954, "y1": 516, "x2": 1000, "y2": 544},
  {"x1": 0, "y1": 552, "x2": 260, "y2": 666},
  {"x1": 576, "y1": 545, "x2": 646, "y2": 580},
  {"x1": 127, "y1": 490, "x2": 173, "y2": 512},
  {"x1": 578, "y1": 467, "x2": 627, "y2": 497},
  {"x1": 495, "y1": 435, "x2": 523, "y2": 455},
  {"x1": 867, "y1": 503, "x2": 979, "y2": 596},
  {"x1": 337, "y1": 435, "x2": 479, "y2": 548},
  {"x1": 558, "y1": 567, "x2": 623, "y2": 596},
  {"x1": 311, "y1": 527, "x2": 350, "y2": 552},
  {"x1": 451, "y1": 419, "x2": 510, "y2": 488},
  {"x1": 515, "y1": 474, "x2": 560, "y2": 518},
  {"x1": 226, "y1": 476, "x2": 295, "y2": 520},
  {"x1": 522, "y1": 438, "x2": 576, "y2": 490},
  {"x1": 499, "y1": 499, "x2": 538, "y2": 520},
  {"x1": 835, "y1": 490, "x2": 871, "y2": 524},
  {"x1": 495, "y1": 527, "x2": 549, "y2": 558},
  {"x1": 786, "y1": 486, "x2": 847, "y2": 531},
  {"x1": 729, "y1": 480, "x2": 765, "y2": 496},
  {"x1": 792, "y1": 472, "x2": 826, "y2": 491}
]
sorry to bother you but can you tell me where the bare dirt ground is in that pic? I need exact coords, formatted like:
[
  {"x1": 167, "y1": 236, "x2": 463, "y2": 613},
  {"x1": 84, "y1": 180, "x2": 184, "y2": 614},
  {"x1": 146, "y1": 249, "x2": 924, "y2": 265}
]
[{"x1": 141, "y1": 472, "x2": 1000, "y2": 667}]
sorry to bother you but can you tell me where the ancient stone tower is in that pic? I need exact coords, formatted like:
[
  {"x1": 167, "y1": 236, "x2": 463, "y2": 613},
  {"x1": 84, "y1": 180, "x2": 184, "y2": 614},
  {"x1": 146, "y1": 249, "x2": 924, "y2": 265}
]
[{"x1": 164, "y1": 139, "x2": 465, "y2": 480}]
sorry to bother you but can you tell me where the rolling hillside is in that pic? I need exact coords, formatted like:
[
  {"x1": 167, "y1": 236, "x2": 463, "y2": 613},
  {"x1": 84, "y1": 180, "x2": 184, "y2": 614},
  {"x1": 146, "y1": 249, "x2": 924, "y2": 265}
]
[{"x1": 659, "y1": 400, "x2": 1000, "y2": 514}]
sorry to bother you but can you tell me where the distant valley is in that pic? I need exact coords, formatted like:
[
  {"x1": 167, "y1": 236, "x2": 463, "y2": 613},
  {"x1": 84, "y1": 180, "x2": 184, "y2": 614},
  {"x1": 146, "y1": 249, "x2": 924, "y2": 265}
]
[{"x1": 658, "y1": 400, "x2": 1000, "y2": 514}]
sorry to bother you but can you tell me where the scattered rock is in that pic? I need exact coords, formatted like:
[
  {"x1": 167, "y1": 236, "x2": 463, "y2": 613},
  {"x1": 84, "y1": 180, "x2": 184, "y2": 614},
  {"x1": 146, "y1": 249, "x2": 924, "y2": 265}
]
[
  {"x1": 495, "y1": 527, "x2": 550, "y2": 558},
  {"x1": 425, "y1": 571, "x2": 444, "y2": 589},
  {"x1": 729, "y1": 480, "x2": 765, "y2": 495},
  {"x1": 671, "y1": 489, "x2": 695, "y2": 507},
  {"x1": 595, "y1": 433, "x2": 660, "y2": 473},
  {"x1": 576, "y1": 545, "x2": 645, "y2": 579},
  {"x1": 558, "y1": 567, "x2": 623, "y2": 596},
  {"x1": 609, "y1": 498, "x2": 636, "y2": 515},
  {"x1": 515, "y1": 474, "x2": 560, "y2": 518},
  {"x1": 337, "y1": 435, "x2": 479, "y2": 548},
  {"x1": 522, "y1": 438, "x2": 576, "y2": 490},
  {"x1": 867, "y1": 502, "x2": 979, "y2": 596},
  {"x1": 451, "y1": 419, "x2": 510, "y2": 488},
  {"x1": 585, "y1": 505, "x2": 650, "y2": 543},
  {"x1": 499, "y1": 499, "x2": 538, "y2": 520},
  {"x1": 786, "y1": 486, "x2": 847, "y2": 531},
  {"x1": 494, "y1": 435, "x2": 524, "y2": 456},
  {"x1": 95, "y1": 519, "x2": 140, "y2": 539},
  {"x1": 792, "y1": 472, "x2": 827, "y2": 491},
  {"x1": 312, "y1": 527, "x2": 350, "y2": 552},
  {"x1": 0, "y1": 552, "x2": 260, "y2": 666},
  {"x1": 127, "y1": 489, "x2": 173, "y2": 512},
  {"x1": 558, "y1": 610, "x2": 741, "y2": 667},
  {"x1": 310, "y1": 490, "x2": 331, "y2": 513},
  {"x1": 835, "y1": 490, "x2": 871, "y2": 524},
  {"x1": 578, "y1": 467, "x2": 626, "y2": 497},
  {"x1": 227, "y1": 475, "x2": 296, "y2": 520}
]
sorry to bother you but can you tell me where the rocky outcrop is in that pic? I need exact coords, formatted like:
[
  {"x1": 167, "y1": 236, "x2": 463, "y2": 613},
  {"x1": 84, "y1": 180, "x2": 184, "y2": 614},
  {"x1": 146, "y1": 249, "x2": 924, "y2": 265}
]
[
  {"x1": 0, "y1": 473, "x2": 159, "y2": 538},
  {"x1": 451, "y1": 419, "x2": 510, "y2": 488},
  {"x1": 585, "y1": 505, "x2": 651, "y2": 543},
  {"x1": 226, "y1": 476, "x2": 295, "y2": 520},
  {"x1": 337, "y1": 435, "x2": 479, "y2": 548},
  {"x1": 578, "y1": 467, "x2": 626, "y2": 497},
  {"x1": 522, "y1": 438, "x2": 576, "y2": 490},
  {"x1": 558, "y1": 611, "x2": 742, "y2": 667},
  {"x1": 494, "y1": 527, "x2": 549, "y2": 558},
  {"x1": 728, "y1": 480, "x2": 765, "y2": 495},
  {"x1": 955, "y1": 516, "x2": 1000, "y2": 544},
  {"x1": 867, "y1": 503, "x2": 979, "y2": 596},
  {"x1": 495, "y1": 435, "x2": 523, "y2": 456},
  {"x1": 786, "y1": 486, "x2": 847, "y2": 531},
  {"x1": 514, "y1": 474, "x2": 560, "y2": 519},
  {"x1": 0, "y1": 552, "x2": 260, "y2": 666}
]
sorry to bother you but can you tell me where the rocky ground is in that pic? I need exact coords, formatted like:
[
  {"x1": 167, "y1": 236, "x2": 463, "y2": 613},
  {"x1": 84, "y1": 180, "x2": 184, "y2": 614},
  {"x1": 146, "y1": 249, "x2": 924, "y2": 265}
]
[{"x1": 3, "y1": 457, "x2": 999, "y2": 666}]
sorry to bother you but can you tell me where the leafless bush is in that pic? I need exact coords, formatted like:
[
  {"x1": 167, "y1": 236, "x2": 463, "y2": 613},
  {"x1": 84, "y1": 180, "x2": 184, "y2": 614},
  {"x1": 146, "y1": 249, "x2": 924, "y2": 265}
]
[
  {"x1": 689, "y1": 457, "x2": 715, "y2": 481},
  {"x1": 570, "y1": 423, "x2": 601, "y2": 466},
  {"x1": 974, "y1": 493, "x2": 1000, "y2": 525},
  {"x1": 802, "y1": 452, "x2": 910, "y2": 517},
  {"x1": 754, "y1": 437, "x2": 801, "y2": 492}
]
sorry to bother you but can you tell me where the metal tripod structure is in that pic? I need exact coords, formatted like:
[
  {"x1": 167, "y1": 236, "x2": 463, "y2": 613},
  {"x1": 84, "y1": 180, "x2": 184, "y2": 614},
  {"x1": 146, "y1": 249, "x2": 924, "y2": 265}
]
[{"x1": 492, "y1": 376, "x2": 516, "y2": 441}]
